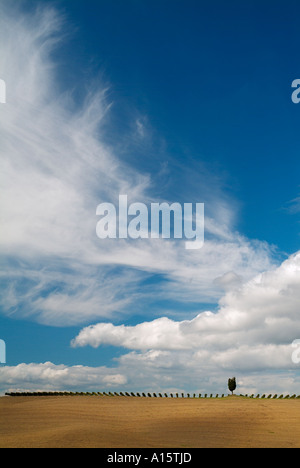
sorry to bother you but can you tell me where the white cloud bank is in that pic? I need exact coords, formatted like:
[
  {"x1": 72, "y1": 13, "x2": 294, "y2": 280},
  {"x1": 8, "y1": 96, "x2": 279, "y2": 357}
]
[
  {"x1": 1, "y1": 253, "x2": 300, "y2": 395},
  {"x1": 69, "y1": 252, "x2": 300, "y2": 393},
  {"x1": 72, "y1": 252, "x2": 300, "y2": 353},
  {"x1": 0, "y1": 362, "x2": 127, "y2": 394}
]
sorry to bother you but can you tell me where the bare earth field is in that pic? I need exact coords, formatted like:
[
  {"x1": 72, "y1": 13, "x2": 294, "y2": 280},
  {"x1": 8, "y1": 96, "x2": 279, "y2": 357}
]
[{"x1": 0, "y1": 396, "x2": 299, "y2": 448}]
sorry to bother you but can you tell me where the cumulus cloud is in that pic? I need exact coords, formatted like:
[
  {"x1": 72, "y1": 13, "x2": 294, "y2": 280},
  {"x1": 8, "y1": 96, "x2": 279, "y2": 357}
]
[
  {"x1": 113, "y1": 349, "x2": 300, "y2": 395},
  {"x1": 0, "y1": 362, "x2": 127, "y2": 394},
  {"x1": 72, "y1": 252, "x2": 300, "y2": 390},
  {"x1": 1, "y1": 253, "x2": 299, "y2": 395},
  {"x1": 73, "y1": 252, "x2": 300, "y2": 351},
  {"x1": 71, "y1": 318, "x2": 185, "y2": 351},
  {"x1": 1, "y1": 353, "x2": 299, "y2": 396}
]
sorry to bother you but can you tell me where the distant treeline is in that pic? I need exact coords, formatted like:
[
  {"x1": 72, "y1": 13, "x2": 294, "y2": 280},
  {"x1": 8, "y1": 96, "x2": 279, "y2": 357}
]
[{"x1": 4, "y1": 392, "x2": 300, "y2": 399}]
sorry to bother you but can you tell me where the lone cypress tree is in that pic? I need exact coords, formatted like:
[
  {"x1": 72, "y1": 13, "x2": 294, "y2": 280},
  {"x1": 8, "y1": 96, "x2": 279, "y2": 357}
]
[{"x1": 228, "y1": 377, "x2": 237, "y2": 395}]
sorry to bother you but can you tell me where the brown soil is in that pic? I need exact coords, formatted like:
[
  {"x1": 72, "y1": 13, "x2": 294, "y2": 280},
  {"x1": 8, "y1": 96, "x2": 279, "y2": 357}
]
[{"x1": 0, "y1": 396, "x2": 299, "y2": 448}]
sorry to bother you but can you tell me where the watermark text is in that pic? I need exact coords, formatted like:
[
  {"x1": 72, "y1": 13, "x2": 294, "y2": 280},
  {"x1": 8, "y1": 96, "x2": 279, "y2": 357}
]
[
  {"x1": 96, "y1": 196, "x2": 204, "y2": 250},
  {"x1": 291, "y1": 79, "x2": 300, "y2": 104}
]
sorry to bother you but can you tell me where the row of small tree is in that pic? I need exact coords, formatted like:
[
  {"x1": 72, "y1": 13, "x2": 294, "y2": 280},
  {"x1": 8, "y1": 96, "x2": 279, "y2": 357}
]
[
  {"x1": 5, "y1": 391, "x2": 228, "y2": 398},
  {"x1": 5, "y1": 391, "x2": 300, "y2": 398},
  {"x1": 4, "y1": 377, "x2": 298, "y2": 398}
]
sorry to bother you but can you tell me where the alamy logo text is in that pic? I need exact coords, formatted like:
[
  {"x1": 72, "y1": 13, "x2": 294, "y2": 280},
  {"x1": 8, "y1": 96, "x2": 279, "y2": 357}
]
[{"x1": 96, "y1": 195, "x2": 205, "y2": 250}]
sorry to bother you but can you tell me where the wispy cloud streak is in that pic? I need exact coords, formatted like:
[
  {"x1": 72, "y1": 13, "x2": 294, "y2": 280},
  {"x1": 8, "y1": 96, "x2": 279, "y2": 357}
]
[{"x1": 0, "y1": 3, "x2": 276, "y2": 328}]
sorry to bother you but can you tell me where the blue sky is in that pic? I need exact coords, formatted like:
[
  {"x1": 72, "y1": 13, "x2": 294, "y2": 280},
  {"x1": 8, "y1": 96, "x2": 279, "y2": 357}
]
[
  {"x1": 53, "y1": 0, "x2": 300, "y2": 251},
  {"x1": 0, "y1": 0, "x2": 300, "y2": 394}
]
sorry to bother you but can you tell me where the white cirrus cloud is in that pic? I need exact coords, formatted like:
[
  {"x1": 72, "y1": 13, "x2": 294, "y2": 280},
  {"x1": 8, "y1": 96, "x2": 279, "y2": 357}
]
[
  {"x1": 0, "y1": 2, "x2": 276, "y2": 329},
  {"x1": 286, "y1": 195, "x2": 300, "y2": 214}
]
